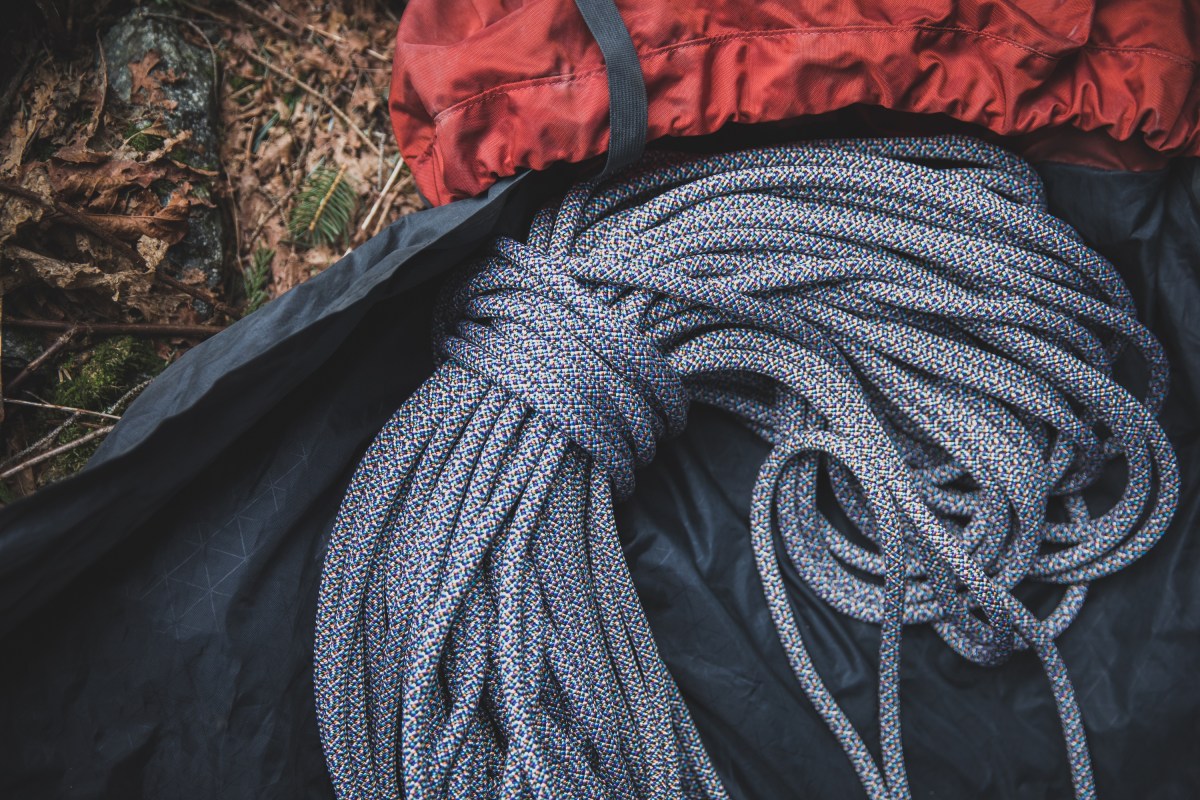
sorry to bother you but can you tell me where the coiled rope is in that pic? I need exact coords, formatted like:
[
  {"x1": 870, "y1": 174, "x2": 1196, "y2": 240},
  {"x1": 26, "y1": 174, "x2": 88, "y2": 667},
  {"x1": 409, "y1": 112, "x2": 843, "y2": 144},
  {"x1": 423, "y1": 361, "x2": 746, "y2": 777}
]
[{"x1": 314, "y1": 136, "x2": 1178, "y2": 800}]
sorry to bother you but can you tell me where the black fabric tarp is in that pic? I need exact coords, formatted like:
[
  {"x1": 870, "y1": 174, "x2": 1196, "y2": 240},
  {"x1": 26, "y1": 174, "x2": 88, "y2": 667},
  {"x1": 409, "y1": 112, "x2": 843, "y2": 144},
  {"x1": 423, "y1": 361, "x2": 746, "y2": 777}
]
[{"x1": 1, "y1": 150, "x2": 1197, "y2": 799}]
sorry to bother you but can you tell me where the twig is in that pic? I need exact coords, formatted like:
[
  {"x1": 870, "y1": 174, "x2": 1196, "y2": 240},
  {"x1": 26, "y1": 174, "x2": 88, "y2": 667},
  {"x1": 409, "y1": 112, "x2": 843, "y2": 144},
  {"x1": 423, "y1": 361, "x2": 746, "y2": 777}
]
[
  {"x1": 306, "y1": 22, "x2": 346, "y2": 44},
  {"x1": 0, "y1": 380, "x2": 150, "y2": 474},
  {"x1": 232, "y1": 104, "x2": 265, "y2": 122},
  {"x1": 233, "y1": 45, "x2": 381, "y2": 156},
  {"x1": 294, "y1": 104, "x2": 321, "y2": 182},
  {"x1": 4, "y1": 398, "x2": 121, "y2": 421},
  {"x1": 226, "y1": 82, "x2": 258, "y2": 103},
  {"x1": 5, "y1": 318, "x2": 225, "y2": 338},
  {"x1": 360, "y1": 156, "x2": 406, "y2": 233},
  {"x1": 155, "y1": 272, "x2": 238, "y2": 318},
  {"x1": 247, "y1": 185, "x2": 289, "y2": 246},
  {"x1": 0, "y1": 426, "x2": 114, "y2": 480},
  {"x1": 233, "y1": 0, "x2": 297, "y2": 40},
  {"x1": 372, "y1": 172, "x2": 415, "y2": 237},
  {"x1": 6, "y1": 326, "x2": 79, "y2": 393},
  {"x1": 176, "y1": 0, "x2": 234, "y2": 26}
]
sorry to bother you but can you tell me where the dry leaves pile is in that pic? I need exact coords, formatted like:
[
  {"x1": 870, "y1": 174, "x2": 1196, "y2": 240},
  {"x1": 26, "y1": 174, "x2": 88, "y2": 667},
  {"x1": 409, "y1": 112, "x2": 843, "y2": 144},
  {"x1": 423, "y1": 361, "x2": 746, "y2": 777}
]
[
  {"x1": 1, "y1": 46, "x2": 212, "y2": 322},
  {"x1": 0, "y1": 0, "x2": 418, "y2": 502},
  {"x1": 210, "y1": 0, "x2": 418, "y2": 293}
]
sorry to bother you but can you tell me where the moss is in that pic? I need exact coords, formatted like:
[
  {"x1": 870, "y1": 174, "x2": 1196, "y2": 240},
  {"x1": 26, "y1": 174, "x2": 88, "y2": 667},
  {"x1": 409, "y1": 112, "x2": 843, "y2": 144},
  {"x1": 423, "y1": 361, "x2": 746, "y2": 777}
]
[
  {"x1": 54, "y1": 336, "x2": 164, "y2": 410},
  {"x1": 124, "y1": 120, "x2": 165, "y2": 153},
  {"x1": 33, "y1": 336, "x2": 166, "y2": 483},
  {"x1": 39, "y1": 422, "x2": 102, "y2": 483}
]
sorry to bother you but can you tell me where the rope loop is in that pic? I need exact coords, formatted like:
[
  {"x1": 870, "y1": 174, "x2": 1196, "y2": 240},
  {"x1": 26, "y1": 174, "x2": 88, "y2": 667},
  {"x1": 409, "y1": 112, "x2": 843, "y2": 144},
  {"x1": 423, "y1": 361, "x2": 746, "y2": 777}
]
[
  {"x1": 438, "y1": 236, "x2": 688, "y2": 498},
  {"x1": 317, "y1": 135, "x2": 1178, "y2": 800}
]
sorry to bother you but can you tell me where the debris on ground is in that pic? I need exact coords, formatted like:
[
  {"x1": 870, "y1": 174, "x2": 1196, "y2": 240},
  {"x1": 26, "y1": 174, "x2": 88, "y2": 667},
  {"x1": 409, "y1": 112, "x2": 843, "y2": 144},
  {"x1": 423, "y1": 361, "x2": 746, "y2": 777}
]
[{"x1": 0, "y1": 0, "x2": 418, "y2": 502}]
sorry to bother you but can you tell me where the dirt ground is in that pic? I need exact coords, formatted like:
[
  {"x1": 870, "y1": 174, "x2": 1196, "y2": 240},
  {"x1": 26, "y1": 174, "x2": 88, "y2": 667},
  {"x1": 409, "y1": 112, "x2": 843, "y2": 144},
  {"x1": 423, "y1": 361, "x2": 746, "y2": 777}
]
[{"x1": 0, "y1": 0, "x2": 417, "y2": 503}]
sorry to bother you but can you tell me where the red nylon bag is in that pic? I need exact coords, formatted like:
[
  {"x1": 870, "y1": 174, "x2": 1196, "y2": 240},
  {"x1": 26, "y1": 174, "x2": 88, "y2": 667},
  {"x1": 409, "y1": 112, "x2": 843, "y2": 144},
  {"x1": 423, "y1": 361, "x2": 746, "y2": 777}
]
[{"x1": 388, "y1": 0, "x2": 1200, "y2": 205}]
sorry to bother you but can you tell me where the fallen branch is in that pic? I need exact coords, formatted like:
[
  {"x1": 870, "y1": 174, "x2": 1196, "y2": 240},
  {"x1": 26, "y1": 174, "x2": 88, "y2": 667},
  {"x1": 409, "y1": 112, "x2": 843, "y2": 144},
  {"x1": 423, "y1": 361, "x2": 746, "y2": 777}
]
[
  {"x1": 360, "y1": 156, "x2": 406, "y2": 233},
  {"x1": 233, "y1": 0, "x2": 297, "y2": 40},
  {"x1": 4, "y1": 398, "x2": 121, "y2": 421},
  {"x1": 0, "y1": 425, "x2": 115, "y2": 480},
  {"x1": 0, "y1": 379, "x2": 149, "y2": 476},
  {"x1": 6, "y1": 325, "x2": 79, "y2": 394},
  {"x1": 5, "y1": 318, "x2": 225, "y2": 338}
]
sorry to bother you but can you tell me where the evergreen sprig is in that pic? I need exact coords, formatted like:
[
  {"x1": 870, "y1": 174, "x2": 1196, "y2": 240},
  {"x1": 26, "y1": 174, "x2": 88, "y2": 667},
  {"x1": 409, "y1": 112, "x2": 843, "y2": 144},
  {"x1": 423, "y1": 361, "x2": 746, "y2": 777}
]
[
  {"x1": 289, "y1": 164, "x2": 356, "y2": 247},
  {"x1": 243, "y1": 246, "x2": 274, "y2": 314}
]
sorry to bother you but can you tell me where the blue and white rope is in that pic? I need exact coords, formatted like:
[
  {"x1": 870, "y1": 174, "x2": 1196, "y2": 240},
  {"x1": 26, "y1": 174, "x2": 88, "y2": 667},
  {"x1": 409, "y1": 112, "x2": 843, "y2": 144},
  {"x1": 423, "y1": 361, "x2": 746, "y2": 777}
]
[{"x1": 314, "y1": 136, "x2": 1178, "y2": 800}]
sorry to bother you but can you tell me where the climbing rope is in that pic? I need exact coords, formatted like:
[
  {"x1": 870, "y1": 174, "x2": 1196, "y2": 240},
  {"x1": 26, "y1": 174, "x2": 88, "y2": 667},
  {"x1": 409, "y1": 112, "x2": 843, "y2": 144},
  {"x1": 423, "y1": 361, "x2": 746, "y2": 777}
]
[{"x1": 314, "y1": 136, "x2": 1178, "y2": 800}]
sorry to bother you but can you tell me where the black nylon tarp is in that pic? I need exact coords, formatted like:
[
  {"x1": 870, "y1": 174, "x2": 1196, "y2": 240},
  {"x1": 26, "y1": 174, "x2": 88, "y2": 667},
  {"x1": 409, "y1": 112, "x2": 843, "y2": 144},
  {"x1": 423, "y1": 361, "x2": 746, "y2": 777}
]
[{"x1": 0, "y1": 156, "x2": 1196, "y2": 799}]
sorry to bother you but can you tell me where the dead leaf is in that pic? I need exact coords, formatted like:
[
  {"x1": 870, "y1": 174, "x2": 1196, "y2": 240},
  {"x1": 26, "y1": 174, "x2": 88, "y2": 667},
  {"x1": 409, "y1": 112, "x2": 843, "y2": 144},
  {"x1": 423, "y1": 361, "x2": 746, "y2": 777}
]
[
  {"x1": 0, "y1": 168, "x2": 52, "y2": 244},
  {"x1": 350, "y1": 81, "x2": 380, "y2": 116},
  {"x1": 127, "y1": 51, "x2": 181, "y2": 104},
  {"x1": 7, "y1": 243, "x2": 111, "y2": 291},
  {"x1": 51, "y1": 142, "x2": 110, "y2": 164},
  {"x1": 14, "y1": 237, "x2": 191, "y2": 321},
  {"x1": 48, "y1": 156, "x2": 167, "y2": 208},
  {"x1": 136, "y1": 235, "x2": 169, "y2": 269},
  {"x1": 255, "y1": 130, "x2": 294, "y2": 174},
  {"x1": 79, "y1": 192, "x2": 189, "y2": 243},
  {"x1": 121, "y1": 120, "x2": 172, "y2": 149},
  {"x1": 128, "y1": 51, "x2": 162, "y2": 99}
]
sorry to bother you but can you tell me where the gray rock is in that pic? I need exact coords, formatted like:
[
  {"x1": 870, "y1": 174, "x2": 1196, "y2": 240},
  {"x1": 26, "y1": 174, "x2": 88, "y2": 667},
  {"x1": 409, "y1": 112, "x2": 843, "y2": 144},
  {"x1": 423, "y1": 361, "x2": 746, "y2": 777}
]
[
  {"x1": 103, "y1": 10, "x2": 219, "y2": 170},
  {"x1": 102, "y1": 10, "x2": 230, "y2": 310},
  {"x1": 1, "y1": 329, "x2": 46, "y2": 372}
]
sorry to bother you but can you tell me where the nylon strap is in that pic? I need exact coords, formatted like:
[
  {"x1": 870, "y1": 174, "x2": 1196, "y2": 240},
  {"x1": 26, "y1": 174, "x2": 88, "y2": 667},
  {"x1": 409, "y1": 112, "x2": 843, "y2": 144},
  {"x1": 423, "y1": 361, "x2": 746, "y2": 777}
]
[{"x1": 572, "y1": 0, "x2": 647, "y2": 177}]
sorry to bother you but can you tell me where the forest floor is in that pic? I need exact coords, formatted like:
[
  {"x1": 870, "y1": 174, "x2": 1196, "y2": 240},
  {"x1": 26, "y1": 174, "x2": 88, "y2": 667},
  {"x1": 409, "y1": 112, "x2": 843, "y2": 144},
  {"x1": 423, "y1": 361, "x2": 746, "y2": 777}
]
[{"x1": 0, "y1": 0, "x2": 417, "y2": 503}]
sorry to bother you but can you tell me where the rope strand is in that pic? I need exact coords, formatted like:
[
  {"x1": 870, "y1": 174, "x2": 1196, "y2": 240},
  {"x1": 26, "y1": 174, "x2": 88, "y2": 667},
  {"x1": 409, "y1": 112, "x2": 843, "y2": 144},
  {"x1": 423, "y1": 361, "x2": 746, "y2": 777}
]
[{"x1": 315, "y1": 136, "x2": 1177, "y2": 799}]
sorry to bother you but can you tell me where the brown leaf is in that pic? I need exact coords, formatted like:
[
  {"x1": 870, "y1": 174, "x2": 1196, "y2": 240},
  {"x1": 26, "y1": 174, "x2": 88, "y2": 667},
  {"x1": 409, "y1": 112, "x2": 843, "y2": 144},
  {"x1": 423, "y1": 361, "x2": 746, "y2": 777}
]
[
  {"x1": 51, "y1": 142, "x2": 110, "y2": 164},
  {"x1": 18, "y1": 237, "x2": 191, "y2": 322},
  {"x1": 7, "y1": 243, "x2": 113, "y2": 292},
  {"x1": 48, "y1": 156, "x2": 167, "y2": 208},
  {"x1": 127, "y1": 51, "x2": 182, "y2": 105},
  {"x1": 0, "y1": 168, "x2": 51, "y2": 244},
  {"x1": 254, "y1": 130, "x2": 294, "y2": 174},
  {"x1": 350, "y1": 82, "x2": 380, "y2": 116},
  {"x1": 79, "y1": 192, "x2": 189, "y2": 243},
  {"x1": 128, "y1": 51, "x2": 163, "y2": 101},
  {"x1": 136, "y1": 235, "x2": 169, "y2": 269}
]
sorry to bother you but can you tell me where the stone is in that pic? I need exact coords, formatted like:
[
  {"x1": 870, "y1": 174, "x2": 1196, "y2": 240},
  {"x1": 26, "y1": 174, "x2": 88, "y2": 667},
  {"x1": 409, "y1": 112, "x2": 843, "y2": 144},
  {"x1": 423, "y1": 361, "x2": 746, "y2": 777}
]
[{"x1": 102, "y1": 10, "x2": 230, "y2": 307}]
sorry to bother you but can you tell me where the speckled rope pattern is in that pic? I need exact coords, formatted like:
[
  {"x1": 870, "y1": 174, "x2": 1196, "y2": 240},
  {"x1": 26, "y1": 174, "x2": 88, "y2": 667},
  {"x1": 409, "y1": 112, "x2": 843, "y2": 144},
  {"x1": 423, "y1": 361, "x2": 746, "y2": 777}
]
[{"x1": 314, "y1": 136, "x2": 1178, "y2": 800}]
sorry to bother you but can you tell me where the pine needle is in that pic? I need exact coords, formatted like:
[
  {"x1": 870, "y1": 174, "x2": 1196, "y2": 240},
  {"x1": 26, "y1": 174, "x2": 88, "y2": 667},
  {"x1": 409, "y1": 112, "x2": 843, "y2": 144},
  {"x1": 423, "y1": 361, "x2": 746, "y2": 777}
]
[
  {"x1": 289, "y1": 164, "x2": 357, "y2": 247},
  {"x1": 242, "y1": 246, "x2": 274, "y2": 314}
]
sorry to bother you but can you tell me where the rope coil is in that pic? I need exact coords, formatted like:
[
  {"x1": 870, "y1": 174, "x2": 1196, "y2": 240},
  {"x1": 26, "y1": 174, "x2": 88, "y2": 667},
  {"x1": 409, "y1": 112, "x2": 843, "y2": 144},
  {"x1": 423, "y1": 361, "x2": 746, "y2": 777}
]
[{"x1": 315, "y1": 136, "x2": 1178, "y2": 800}]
